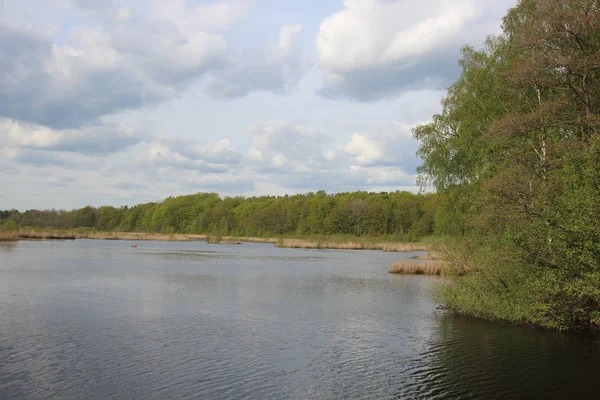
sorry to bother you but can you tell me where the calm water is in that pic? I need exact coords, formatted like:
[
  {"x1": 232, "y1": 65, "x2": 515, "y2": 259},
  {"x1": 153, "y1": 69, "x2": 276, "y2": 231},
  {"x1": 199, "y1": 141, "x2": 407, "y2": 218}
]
[{"x1": 0, "y1": 240, "x2": 598, "y2": 399}]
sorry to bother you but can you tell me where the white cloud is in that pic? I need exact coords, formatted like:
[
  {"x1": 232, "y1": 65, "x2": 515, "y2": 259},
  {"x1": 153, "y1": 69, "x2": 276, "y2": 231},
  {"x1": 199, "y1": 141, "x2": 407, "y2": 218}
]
[
  {"x1": 0, "y1": 16, "x2": 228, "y2": 128},
  {"x1": 316, "y1": 0, "x2": 515, "y2": 100},
  {"x1": 0, "y1": 1, "x2": 307, "y2": 128},
  {"x1": 343, "y1": 134, "x2": 383, "y2": 165},
  {"x1": 180, "y1": 175, "x2": 255, "y2": 192},
  {"x1": 0, "y1": 146, "x2": 98, "y2": 168},
  {"x1": 139, "y1": 136, "x2": 241, "y2": 173},
  {"x1": 247, "y1": 121, "x2": 330, "y2": 169},
  {"x1": 327, "y1": 122, "x2": 419, "y2": 168},
  {"x1": 150, "y1": 0, "x2": 249, "y2": 33},
  {"x1": 205, "y1": 24, "x2": 309, "y2": 98},
  {"x1": 244, "y1": 120, "x2": 419, "y2": 192},
  {"x1": 0, "y1": 119, "x2": 143, "y2": 154},
  {"x1": 115, "y1": 7, "x2": 131, "y2": 22}
]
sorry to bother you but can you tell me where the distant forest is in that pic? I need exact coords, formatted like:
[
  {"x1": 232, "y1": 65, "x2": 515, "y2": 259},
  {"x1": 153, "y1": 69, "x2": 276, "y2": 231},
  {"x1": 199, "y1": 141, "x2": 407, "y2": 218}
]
[{"x1": 0, "y1": 191, "x2": 439, "y2": 241}]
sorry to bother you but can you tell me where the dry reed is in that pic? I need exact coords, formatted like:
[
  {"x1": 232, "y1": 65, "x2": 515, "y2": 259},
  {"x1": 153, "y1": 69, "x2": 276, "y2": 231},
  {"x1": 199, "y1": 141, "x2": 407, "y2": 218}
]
[
  {"x1": 275, "y1": 238, "x2": 429, "y2": 252},
  {"x1": 1, "y1": 229, "x2": 430, "y2": 253},
  {"x1": 0, "y1": 231, "x2": 20, "y2": 241},
  {"x1": 206, "y1": 236, "x2": 242, "y2": 244},
  {"x1": 389, "y1": 260, "x2": 445, "y2": 276}
]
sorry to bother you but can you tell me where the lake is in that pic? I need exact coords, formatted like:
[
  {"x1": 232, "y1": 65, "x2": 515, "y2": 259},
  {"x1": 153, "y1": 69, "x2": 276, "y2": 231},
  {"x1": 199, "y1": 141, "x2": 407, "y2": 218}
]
[{"x1": 0, "y1": 240, "x2": 598, "y2": 399}]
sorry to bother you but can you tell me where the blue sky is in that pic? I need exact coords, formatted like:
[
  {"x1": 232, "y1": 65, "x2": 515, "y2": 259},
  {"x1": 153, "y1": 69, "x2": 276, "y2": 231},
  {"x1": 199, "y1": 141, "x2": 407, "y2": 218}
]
[{"x1": 0, "y1": 0, "x2": 515, "y2": 210}]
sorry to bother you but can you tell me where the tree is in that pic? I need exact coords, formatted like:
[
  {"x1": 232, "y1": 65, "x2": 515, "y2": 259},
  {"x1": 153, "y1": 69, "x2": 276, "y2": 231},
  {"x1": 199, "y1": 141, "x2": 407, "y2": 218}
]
[{"x1": 414, "y1": 0, "x2": 600, "y2": 330}]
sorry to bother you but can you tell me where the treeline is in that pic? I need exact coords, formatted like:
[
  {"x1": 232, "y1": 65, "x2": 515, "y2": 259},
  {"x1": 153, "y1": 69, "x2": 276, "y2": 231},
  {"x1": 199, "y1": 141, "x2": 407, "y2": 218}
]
[
  {"x1": 0, "y1": 191, "x2": 439, "y2": 241},
  {"x1": 414, "y1": 0, "x2": 600, "y2": 330}
]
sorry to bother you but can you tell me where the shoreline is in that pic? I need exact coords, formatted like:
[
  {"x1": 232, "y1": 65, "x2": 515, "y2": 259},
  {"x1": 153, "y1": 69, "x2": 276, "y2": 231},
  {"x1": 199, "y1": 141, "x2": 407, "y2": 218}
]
[{"x1": 0, "y1": 230, "x2": 430, "y2": 253}]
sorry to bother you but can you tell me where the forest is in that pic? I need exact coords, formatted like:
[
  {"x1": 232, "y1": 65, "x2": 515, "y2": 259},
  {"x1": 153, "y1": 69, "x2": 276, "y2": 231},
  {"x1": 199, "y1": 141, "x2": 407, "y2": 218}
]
[
  {"x1": 0, "y1": 191, "x2": 439, "y2": 241},
  {"x1": 413, "y1": 0, "x2": 600, "y2": 330}
]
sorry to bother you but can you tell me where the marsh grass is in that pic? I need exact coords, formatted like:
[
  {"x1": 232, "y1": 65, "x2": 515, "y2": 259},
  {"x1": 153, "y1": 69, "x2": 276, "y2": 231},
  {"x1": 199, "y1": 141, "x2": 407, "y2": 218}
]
[
  {"x1": 0, "y1": 229, "x2": 429, "y2": 252},
  {"x1": 0, "y1": 231, "x2": 20, "y2": 241},
  {"x1": 274, "y1": 237, "x2": 429, "y2": 252},
  {"x1": 389, "y1": 260, "x2": 445, "y2": 276},
  {"x1": 409, "y1": 252, "x2": 443, "y2": 261},
  {"x1": 206, "y1": 235, "x2": 241, "y2": 244},
  {"x1": 0, "y1": 229, "x2": 76, "y2": 240}
]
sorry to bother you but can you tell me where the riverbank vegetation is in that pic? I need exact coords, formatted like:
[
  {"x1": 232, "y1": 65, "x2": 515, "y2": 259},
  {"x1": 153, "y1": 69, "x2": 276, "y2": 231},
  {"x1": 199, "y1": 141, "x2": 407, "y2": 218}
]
[
  {"x1": 0, "y1": 191, "x2": 438, "y2": 243},
  {"x1": 389, "y1": 259, "x2": 444, "y2": 276},
  {"x1": 414, "y1": 0, "x2": 600, "y2": 330},
  {"x1": 275, "y1": 236, "x2": 430, "y2": 252},
  {"x1": 0, "y1": 227, "x2": 431, "y2": 252}
]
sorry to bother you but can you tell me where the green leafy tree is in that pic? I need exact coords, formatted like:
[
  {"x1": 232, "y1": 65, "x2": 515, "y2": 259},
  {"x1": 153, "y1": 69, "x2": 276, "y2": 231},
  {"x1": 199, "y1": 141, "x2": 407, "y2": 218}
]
[{"x1": 415, "y1": 0, "x2": 600, "y2": 330}]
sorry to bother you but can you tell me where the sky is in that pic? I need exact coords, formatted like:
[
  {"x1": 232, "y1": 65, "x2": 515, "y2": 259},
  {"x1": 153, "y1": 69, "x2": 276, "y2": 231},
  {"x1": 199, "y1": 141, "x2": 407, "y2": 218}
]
[{"x1": 0, "y1": 0, "x2": 516, "y2": 210}]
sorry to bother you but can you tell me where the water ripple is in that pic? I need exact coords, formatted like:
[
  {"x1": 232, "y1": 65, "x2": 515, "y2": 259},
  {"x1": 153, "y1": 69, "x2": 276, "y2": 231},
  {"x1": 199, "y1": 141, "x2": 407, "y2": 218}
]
[{"x1": 0, "y1": 241, "x2": 599, "y2": 399}]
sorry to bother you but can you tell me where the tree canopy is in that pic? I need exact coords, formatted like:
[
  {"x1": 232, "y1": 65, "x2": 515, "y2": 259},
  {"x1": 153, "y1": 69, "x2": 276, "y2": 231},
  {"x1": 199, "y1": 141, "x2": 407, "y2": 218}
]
[
  {"x1": 0, "y1": 191, "x2": 439, "y2": 241},
  {"x1": 415, "y1": 0, "x2": 600, "y2": 330}
]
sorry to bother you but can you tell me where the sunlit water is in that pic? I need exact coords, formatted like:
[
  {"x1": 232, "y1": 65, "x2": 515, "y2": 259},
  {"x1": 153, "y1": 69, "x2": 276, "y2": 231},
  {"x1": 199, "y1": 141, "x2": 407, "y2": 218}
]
[{"x1": 0, "y1": 240, "x2": 598, "y2": 399}]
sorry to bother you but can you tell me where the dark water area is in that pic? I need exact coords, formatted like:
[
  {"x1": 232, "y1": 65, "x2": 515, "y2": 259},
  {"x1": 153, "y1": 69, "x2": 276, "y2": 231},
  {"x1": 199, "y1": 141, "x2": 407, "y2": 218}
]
[{"x1": 0, "y1": 240, "x2": 598, "y2": 399}]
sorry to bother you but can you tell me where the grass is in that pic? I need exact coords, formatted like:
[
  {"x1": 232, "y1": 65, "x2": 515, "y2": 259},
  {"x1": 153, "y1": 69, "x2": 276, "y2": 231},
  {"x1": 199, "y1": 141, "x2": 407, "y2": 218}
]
[
  {"x1": 409, "y1": 252, "x2": 442, "y2": 261},
  {"x1": 389, "y1": 259, "x2": 445, "y2": 276},
  {"x1": 0, "y1": 229, "x2": 76, "y2": 241},
  {"x1": 274, "y1": 237, "x2": 429, "y2": 252},
  {"x1": 0, "y1": 229, "x2": 205, "y2": 242},
  {"x1": 0, "y1": 231, "x2": 20, "y2": 241}
]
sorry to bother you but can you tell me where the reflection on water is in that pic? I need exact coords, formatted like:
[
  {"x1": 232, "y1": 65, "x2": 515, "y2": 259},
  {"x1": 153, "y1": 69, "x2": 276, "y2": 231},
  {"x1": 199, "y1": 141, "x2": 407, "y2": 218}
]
[
  {"x1": 398, "y1": 315, "x2": 600, "y2": 399},
  {"x1": 0, "y1": 240, "x2": 598, "y2": 399},
  {"x1": 0, "y1": 241, "x2": 16, "y2": 252}
]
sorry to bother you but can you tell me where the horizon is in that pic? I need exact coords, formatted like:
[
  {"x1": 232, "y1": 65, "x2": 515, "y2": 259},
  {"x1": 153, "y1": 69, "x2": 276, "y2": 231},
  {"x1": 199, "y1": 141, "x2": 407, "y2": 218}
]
[
  {"x1": 0, "y1": 0, "x2": 515, "y2": 210},
  {"x1": 3, "y1": 188, "x2": 437, "y2": 212}
]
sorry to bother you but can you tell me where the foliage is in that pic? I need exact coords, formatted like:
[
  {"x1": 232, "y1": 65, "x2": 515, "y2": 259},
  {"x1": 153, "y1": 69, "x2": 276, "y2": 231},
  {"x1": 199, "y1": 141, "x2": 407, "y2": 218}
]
[
  {"x1": 3, "y1": 219, "x2": 17, "y2": 231},
  {"x1": 416, "y1": 0, "x2": 600, "y2": 330},
  {"x1": 0, "y1": 191, "x2": 439, "y2": 242}
]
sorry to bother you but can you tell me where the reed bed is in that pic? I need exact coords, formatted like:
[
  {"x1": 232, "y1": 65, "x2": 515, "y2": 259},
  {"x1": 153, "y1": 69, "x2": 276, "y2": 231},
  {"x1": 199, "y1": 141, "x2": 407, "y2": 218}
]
[
  {"x1": 1, "y1": 229, "x2": 430, "y2": 253},
  {"x1": 409, "y1": 252, "x2": 442, "y2": 261},
  {"x1": 80, "y1": 231, "x2": 208, "y2": 241},
  {"x1": 0, "y1": 231, "x2": 20, "y2": 241},
  {"x1": 389, "y1": 260, "x2": 445, "y2": 276},
  {"x1": 206, "y1": 235, "x2": 242, "y2": 244},
  {"x1": 0, "y1": 230, "x2": 76, "y2": 240},
  {"x1": 0, "y1": 229, "x2": 210, "y2": 242},
  {"x1": 275, "y1": 238, "x2": 429, "y2": 252},
  {"x1": 237, "y1": 237, "x2": 277, "y2": 243}
]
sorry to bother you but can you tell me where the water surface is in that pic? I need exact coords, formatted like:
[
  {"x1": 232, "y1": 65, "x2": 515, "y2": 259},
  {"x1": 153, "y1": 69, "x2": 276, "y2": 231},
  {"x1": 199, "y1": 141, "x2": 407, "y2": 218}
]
[{"x1": 0, "y1": 240, "x2": 598, "y2": 399}]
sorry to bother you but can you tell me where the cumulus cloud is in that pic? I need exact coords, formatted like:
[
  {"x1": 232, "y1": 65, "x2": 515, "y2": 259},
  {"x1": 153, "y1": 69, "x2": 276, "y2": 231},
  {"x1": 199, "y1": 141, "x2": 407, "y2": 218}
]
[
  {"x1": 0, "y1": 147, "x2": 97, "y2": 168},
  {"x1": 245, "y1": 120, "x2": 419, "y2": 192},
  {"x1": 180, "y1": 176, "x2": 256, "y2": 192},
  {"x1": 247, "y1": 121, "x2": 331, "y2": 171},
  {"x1": 139, "y1": 136, "x2": 242, "y2": 173},
  {"x1": 150, "y1": 0, "x2": 249, "y2": 33},
  {"x1": 0, "y1": 119, "x2": 143, "y2": 154},
  {"x1": 328, "y1": 122, "x2": 421, "y2": 169},
  {"x1": 343, "y1": 134, "x2": 383, "y2": 165},
  {"x1": 316, "y1": 0, "x2": 514, "y2": 100},
  {"x1": 0, "y1": 18, "x2": 227, "y2": 129},
  {"x1": 0, "y1": 1, "x2": 306, "y2": 129},
  {"x1": 205, "y1": 24, "x2": 309, "y2": 98},
  {"x1": 112, "y1": 181, "x2": 147, "y2": 190},
  {"x1": 47, "y1": 176, "x2": 79, "y2": 188}
]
